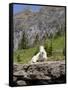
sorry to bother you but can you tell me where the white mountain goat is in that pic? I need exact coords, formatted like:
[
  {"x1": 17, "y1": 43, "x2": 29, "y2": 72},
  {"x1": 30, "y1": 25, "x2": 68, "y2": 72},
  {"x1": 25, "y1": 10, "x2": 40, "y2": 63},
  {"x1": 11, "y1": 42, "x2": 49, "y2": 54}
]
[
  {"x1": 38, "y1": 46, "x2": 47, "y2": 62},
  {"x1": 31, "y1": 46, "x2": 47, "y2": 64}
]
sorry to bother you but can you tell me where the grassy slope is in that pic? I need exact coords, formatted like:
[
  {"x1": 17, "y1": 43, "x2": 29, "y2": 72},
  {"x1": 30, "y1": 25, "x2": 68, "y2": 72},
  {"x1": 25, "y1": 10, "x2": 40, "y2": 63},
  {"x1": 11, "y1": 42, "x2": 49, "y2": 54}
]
[
  {"x1": 14, "y1": 46, "x2": 39, "y2": 64},
  {"x1": 52, "y1": 36, "x2": 65, "y2": 51},
  {"x1": 14, "y1": 35, "x2": 65, "y2": 64}
]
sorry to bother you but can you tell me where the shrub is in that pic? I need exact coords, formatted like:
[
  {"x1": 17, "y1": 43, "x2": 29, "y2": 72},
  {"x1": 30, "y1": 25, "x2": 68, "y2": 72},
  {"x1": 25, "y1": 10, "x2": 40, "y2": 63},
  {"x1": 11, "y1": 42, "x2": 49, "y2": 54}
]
[
  {"x1": 44, "y1": 39, "x2": 52, "y2": 56},
  {"x1": 17, "y1": 54, "x2": 21, "y2": 63},
  {"x1": 18, "y1": 31, "x2": 28, "y2": 49},
  {"x1": 48, "y1": 45, "x2": 52, "y2": 56}
]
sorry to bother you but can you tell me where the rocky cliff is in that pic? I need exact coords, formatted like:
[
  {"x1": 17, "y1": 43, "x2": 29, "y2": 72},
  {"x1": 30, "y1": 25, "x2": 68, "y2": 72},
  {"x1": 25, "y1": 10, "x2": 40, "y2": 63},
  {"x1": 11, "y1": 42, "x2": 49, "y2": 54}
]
[
  {"x1": 13, "y1": 61, "x2": 66, "y2": 86},
  {"x1": 13, "y1": 6, "x2": 65, "y2": 50}
]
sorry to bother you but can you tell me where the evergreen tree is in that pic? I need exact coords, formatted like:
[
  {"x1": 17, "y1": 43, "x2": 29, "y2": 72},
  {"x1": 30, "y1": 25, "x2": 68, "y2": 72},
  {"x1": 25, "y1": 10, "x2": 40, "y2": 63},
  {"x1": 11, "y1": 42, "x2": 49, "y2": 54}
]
[
  {"x1": 44, "y1": 39, "x2": 52, "y2": 56},
  {"x1": 19, "y1": 31, "x2": 28, "y2": 49},
  {"x1": 34, "y1": 34, "x2": 39, "y2": 46},
  {"x1": 17, "y1": 54, "x2": 21, "y2": 63},
  {"x1": 47, "y1": 33, "x2": 53, "y2": 56}
]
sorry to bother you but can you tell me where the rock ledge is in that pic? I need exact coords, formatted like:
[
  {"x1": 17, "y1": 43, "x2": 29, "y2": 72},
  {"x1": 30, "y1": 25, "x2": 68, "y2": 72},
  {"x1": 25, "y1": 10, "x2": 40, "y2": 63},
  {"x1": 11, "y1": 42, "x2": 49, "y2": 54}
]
[{"x1": 13, "y1": 61, "x2": 66, "y2": 86}]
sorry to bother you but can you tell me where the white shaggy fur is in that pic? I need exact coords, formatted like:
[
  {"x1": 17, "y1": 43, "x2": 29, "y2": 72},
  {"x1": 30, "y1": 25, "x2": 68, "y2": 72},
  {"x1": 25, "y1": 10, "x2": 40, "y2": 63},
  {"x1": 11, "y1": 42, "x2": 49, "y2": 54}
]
[
  {"x1": 30, "y1": 52, "x2": 40, "y2": 64},
  {"x1": 31, "y1": 46, "x2": 47, "y2": 64},
  {"x1": 39, "y1": 46, "x2": 47, "y2": 61}
]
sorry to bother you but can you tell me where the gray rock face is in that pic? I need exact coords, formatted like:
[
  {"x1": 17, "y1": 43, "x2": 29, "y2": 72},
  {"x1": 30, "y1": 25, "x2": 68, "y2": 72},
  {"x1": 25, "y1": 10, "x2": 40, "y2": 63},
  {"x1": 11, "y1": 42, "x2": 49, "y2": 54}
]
[
  {"x1": 13, "y1": 61, "x2": 66, "y2": 86},
  {"x1": 13, "y1": 6, "x2": 65, "y2": 50}
]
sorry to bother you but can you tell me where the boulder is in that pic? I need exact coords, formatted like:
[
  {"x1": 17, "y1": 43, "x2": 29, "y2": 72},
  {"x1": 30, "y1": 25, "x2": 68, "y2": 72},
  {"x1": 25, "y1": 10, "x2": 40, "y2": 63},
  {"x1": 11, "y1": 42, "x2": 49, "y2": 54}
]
[
  {"x1": 17, "y1": 80, "x2": 27, "y2": 86},
  {"x1": 13, "y1": 61, "x2": 66, "y2": 86}
]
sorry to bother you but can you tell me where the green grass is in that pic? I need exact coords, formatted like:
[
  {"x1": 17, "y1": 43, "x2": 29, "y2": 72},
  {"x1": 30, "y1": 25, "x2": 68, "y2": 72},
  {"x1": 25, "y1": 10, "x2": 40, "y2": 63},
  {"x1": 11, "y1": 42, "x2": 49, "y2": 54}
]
[
  {"x1": 14, "y1": 46, "x2": 39, "y2": 64},
  {"x1": 52, "y1": 36, "x2": 65, "y2": 51},
  {"x1": 14, "y1": 35, "x2": 65, "y2": 64},
  {"x1": 45, "y1": 35, "x2": 65, "y2": 51}
]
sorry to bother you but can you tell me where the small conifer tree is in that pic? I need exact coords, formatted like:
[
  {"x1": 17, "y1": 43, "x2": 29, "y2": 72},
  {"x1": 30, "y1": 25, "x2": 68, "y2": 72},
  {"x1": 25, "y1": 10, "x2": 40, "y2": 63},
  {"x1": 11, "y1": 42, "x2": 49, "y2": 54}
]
[
  {"x1": 17, "y1": 54, "x2": 21, "y2": 63},
  {"x1": 19, "y1": 31, "x2": 28, "y2": 49}
]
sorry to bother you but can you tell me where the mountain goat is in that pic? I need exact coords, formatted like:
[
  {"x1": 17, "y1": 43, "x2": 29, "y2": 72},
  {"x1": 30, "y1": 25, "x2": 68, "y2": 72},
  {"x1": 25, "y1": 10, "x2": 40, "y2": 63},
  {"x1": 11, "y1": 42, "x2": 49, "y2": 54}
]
[{"x1": 31, "y1": 46, "x2": 47, "y2": 64}]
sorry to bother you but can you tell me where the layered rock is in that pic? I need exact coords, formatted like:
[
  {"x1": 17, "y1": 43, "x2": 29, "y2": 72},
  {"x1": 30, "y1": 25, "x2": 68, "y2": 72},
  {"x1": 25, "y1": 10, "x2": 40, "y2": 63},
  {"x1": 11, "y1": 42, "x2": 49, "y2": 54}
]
[{"x1": 13, "y1": 61, "x2": 66, "y2": 86}]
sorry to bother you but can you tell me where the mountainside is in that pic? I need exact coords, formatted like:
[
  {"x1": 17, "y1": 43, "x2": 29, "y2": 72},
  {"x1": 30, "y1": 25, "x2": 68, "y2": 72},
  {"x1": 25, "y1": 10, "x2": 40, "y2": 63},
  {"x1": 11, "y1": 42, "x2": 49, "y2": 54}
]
[{"x1": 13, "y1": 6, "x2": 65, "y2": 50}]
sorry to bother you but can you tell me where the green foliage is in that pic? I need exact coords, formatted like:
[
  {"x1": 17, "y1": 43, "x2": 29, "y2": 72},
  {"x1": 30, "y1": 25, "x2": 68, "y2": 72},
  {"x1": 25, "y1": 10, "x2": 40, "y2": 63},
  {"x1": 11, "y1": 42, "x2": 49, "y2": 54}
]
[
  {"x1": 18, "y1": 31, "x2": 28, "y2": 49},
  {"x1": 48, "y1": 55, "x2": 65, "y2": 61},
  {"x1": 52, "y1": 36, "x2": 65, "y2": 51},
  {"x1": 44, "y1": 40, "x2": 48, "y2": 52},
  {"x1": 63, "y1": 47, "x2": 66, "y2": 56},
  {"x1": 14, "y1": 35, "x2": 65, "y2": 64},
  {"x1": 14, "y1": 46, "x2": 39, "y2": 64},
  {"x1": 48, "y1": 45, "x2": 52, "y2": 56},
  {"x1": 55, "y1": 31, "x2": 61, "y2": 38},
  {"x1": 34, "y1": 46, "x2": 39, "y2": 55},
  {"x1": 17, "y1": 54, "x2": 21, "y2": 63},
  {"x1": 34, "y1": 34, "x2": 39, "y2": 45},
  {"x1": 44, "y1": 39, "x2": 52, "y2": 56},
  {"x1": 54, "y1": 26, "x2": 65, "y2": 38}
]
